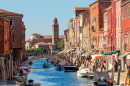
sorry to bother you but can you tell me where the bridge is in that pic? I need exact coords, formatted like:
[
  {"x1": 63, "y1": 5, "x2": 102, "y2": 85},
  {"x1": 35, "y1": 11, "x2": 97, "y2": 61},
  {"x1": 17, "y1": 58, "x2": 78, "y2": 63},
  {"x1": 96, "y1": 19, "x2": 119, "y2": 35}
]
[{"x1": 23, "y1": 52, "x2": 65, "y2": 65}]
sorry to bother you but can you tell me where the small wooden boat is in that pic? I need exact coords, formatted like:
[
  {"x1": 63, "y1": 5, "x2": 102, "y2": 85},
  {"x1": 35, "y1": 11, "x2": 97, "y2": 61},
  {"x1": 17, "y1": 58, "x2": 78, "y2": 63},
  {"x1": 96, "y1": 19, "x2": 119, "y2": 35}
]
[
  {"x1": 43, "y1": 63, "x2": 50, "y2": 68},
  {"x1": 51, "y1": 60, "x2": 57, "y2": 64},
  {"x1": 93, "y1": 72, "x2": 111, "y2": 86}
]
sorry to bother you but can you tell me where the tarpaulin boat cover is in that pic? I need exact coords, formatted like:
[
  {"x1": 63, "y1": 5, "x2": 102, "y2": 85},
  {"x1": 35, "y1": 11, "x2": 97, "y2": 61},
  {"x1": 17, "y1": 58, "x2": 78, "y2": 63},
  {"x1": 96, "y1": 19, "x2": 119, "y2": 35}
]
[{"x1": 93, "y1": 72, "x2": 110, "y2": 82}]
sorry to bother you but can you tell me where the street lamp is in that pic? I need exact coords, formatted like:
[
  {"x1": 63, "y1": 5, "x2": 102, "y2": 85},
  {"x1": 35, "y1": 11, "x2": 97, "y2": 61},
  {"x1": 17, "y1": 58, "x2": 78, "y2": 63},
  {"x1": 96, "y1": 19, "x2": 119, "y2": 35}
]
[{"x1": 124, "y1": 33, "x2": 128, "y2": 38}]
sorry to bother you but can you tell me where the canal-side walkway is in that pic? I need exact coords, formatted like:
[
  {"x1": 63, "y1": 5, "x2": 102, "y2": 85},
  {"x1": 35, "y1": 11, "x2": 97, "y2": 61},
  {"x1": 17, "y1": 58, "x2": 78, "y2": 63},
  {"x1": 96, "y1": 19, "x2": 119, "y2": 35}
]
[{"x1": 109, "y1": 72, "x2": 126, "y2": 85}]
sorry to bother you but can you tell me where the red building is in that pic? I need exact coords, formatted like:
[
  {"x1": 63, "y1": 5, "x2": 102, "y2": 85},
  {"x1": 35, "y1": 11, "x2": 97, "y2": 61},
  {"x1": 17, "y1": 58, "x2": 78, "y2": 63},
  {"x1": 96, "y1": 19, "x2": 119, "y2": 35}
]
[
  {"x1": 0, "y1": 9, "x2": 24, "y2": 61},
  {"x1": 0, "y1": 18, "x2": 11, "y2": 54},
  {"x1": 121, "y1": 0, "x2": 130, "y2": 52},
  {"x1": 111, "y1": 0, "x2": 116, "y2": 51},
  {"x1": 103, "y1": 6, "x2": 112, "y2": 52},
  {"x1": 22, "y1": 22, "x2": 26, "y2": 60}
]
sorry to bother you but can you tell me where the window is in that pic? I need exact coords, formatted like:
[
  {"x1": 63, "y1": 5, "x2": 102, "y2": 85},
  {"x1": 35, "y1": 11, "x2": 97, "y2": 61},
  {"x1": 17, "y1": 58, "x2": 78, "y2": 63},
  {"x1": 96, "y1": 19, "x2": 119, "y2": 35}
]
[
  {"x1": 122, "y1": 9, "x2": 124, "y2": 20},
  {"x1": 13, "y1": 33, "x2": 15, "y2": 43},
  {"x1": 129, "y1": 32, "x2": 130, "y2": 45},
  {"x1": 95, "y1": 7, "x2": 96, "y2": 12},
  {"x1": 101, "y1": 36, "x2": 102, "y2": 44},
  {"x1": 116, "y1": 38, "x2": 118, "y2": 48},
  {"x1": 98, "y1": 16, "x2": 99, "y2": 27},
  {"x1": 118, "y1": 37, "x2": 119, "y2": 48},
  {"x1": 118, "y1": 17, "x2": 119, "y2": 28},
  {"x1": 5, "y1": 29, "x2": 7, "y2": 45},
  {"x1": 116, "y1": 18, "x2": 117, "y2": 28},
  {"x1": 120, "y1": 16, "x2": 121, "y2": 28},
  {"x1": 127, "y1": 7, "x2": 129, "y2": 18},
  {"x1": 10, "y1": 19, "x2": 14, "y2": 27},
  {"x1": 109, "y1": 13, "x2": 110, "y2": 27},
  {"x1": 92, "y1": 8, "x2": 93, "y2": 13},
  {"x1": 129, "y1": 7, "x2": 130, "y2": 17},
  {"x1": 125, "y1": 8, "x2": 127, "y2": 18},
  {"x1": 125, "y1": 7, "x2": 129, "y2": 18}
]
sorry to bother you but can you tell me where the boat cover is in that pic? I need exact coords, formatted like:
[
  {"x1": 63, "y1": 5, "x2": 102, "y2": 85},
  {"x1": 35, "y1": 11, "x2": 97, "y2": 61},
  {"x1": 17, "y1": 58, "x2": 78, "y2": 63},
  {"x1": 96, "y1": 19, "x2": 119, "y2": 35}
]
[{"x1": 93, "y1": 72, "x2": 110, "y2": 82}]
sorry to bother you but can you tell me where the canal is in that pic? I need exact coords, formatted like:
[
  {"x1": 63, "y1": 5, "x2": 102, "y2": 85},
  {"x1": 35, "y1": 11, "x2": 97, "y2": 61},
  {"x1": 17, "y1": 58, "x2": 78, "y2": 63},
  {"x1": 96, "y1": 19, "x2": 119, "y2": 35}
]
[{"x1": 27, "y1": 58, "x2": 93, "y2": 86}]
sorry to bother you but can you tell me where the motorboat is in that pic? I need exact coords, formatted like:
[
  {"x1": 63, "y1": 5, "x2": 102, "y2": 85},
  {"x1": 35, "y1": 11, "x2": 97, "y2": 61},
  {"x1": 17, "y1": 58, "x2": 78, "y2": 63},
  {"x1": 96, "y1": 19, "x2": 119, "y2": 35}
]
[
  {"x1": 56, "y1": 66, "x2": 64, "y2": 71},
  {"x1": 43, "y1": 63, "x2": 50, "y2": 68},
  {"x1": 77, "y1": 66, "x2": 93, "y2": 78},
  {"x1": 54, "y1": 61, "x2": 62, "y2": 66},
  {"x1": 64, "y1": 63, "x2": 79, "y2": 72},
  {"x1": 93, "y1": 72, "x2": 112, "y2": 86},
  {"x1": 19, "y1": 79, "x2": 41, "y2": 86},
  {"x1": 19, "y1": 64, "x2": 30, "y2": 72},
  {"x1": 51, "y1": 60, "x2": 57, "y2": 64}
]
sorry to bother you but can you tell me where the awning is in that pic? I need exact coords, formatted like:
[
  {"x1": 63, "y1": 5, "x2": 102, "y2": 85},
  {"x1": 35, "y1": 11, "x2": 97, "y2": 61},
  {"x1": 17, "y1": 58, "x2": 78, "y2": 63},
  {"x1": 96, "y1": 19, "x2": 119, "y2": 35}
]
[
  {"x1": 119, "y1": 52, "x2": 130, "y2": 59},
  {"x1": 72, "y1": 48, "x2": 76, "y2": 50},
  {"x1": 119, "y1": 54, "x2": 123, "y2": 57},
  {"x1": 76, "y1": 50, "x2": 84, "y2": 55},
  {"x1": 101, "y1": 50, "x2": 120, "y2": 55},
  {"x1": 91, "y1": 54, "x2": 105, "y2": 61},
  {"x1": 58, "y1": 51, "x2": 64, "y2": 54},
  {"x1": 76, "y1": 51, "x2": 80, "y2": 55}
]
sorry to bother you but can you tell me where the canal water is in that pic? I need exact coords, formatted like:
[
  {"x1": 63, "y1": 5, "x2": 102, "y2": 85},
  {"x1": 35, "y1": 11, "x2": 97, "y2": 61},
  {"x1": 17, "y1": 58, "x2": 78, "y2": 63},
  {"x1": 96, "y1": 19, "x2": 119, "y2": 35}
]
[{"x1": 27, "y1": 58, "x2": 93, "y2": 86}]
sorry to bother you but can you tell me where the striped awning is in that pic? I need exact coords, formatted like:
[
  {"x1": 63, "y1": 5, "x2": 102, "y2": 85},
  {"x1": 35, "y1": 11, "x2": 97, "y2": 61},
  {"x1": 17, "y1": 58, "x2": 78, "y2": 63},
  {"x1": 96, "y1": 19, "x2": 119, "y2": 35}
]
[
  {"x1": 101, "y1": 50, "x2": 120, "y2": 55},
  {"x1": 119, "y1": 52, "x2": 130, "y2": 59},
  {"x1": 76, "y1": 50, "x2": 84, "y2": 56}
]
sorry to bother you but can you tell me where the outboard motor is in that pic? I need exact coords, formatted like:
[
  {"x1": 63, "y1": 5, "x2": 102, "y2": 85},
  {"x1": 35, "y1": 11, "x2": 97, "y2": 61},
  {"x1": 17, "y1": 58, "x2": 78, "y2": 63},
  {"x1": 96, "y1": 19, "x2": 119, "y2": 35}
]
[{"x1": 28, "y1": 79, "x2": 34, "y2": 83}]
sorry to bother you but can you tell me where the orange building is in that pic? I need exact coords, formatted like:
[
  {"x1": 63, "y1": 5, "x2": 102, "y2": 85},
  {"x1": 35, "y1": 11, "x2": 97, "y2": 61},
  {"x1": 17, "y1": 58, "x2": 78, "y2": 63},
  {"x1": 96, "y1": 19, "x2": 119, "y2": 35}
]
[
  {"x1": 89, "y1": 0, "x2": 111, "y2": 53},
  {"x1": 82, "y1": 13, "x2": 90, "y2": 51}
]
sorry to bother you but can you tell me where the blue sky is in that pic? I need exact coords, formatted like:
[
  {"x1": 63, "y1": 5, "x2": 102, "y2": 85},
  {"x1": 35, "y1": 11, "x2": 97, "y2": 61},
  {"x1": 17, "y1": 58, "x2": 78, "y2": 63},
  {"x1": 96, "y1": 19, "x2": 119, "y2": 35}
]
[{"x1": 1, "y1": 0, "x2": 95, "y2": 40}]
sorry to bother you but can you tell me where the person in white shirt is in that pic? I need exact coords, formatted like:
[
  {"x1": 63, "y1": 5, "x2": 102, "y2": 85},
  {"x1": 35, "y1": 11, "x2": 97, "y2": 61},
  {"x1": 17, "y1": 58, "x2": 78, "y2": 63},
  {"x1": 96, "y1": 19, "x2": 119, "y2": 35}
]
[{"x1": 125, "y1": 62, "x2": 127, "y2": 72}]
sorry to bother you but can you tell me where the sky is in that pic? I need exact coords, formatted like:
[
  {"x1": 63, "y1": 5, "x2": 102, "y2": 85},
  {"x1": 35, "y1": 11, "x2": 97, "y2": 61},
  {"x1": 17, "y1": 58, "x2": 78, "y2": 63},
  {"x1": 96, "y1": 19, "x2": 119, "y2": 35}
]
[{"x1": 1, "y1": 0, "x2": 96, "y2": 40}]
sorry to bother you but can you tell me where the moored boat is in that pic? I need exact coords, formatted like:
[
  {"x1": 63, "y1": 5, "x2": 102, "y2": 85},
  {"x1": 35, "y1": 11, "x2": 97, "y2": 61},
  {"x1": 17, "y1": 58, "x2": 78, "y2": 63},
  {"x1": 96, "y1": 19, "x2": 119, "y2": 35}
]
[
  {"x1": 77, "y1": 66, "x2": 93, "y2": 78},
  {"x1": 93, "y1": 72, "x2": 112, "y2": 86},
  {"x1": 51, "y1": 60, "x2": 57, "y2": 64},
  {"x1": 43, "y1": 63, "x2": 50, "y2": 68},
  {"x1": 64, "y1": 63, "x2": 79, "y2": 72}
]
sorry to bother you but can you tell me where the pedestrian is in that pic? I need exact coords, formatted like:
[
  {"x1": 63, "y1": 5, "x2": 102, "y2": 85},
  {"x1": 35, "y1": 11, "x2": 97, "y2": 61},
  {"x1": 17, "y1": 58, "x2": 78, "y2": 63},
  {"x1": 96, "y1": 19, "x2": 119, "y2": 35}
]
[
  {"x1": 45, "y1": 49, "x2": 46, "y2": 54},
  {"x1": 114, "y1": 60, "x2": 118, "y2": 72},
  {"x1": 125, "y1": 62, "x2": 128, "y2": 72}
]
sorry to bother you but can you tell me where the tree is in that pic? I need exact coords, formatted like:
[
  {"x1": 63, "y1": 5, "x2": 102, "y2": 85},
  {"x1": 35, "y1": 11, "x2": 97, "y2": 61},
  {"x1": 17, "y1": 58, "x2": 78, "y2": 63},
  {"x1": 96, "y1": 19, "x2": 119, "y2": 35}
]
[
  {"x1": 25, "y1": 48, "x2": 45, "y2": 53},
  {"x1": 56, "y1": 38, "x2": 64, "y2": 51}
]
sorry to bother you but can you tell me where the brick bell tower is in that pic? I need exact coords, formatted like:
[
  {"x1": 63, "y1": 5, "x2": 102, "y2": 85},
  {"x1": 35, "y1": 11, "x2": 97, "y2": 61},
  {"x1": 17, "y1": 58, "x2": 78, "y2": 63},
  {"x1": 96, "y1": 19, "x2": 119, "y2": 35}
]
[{"x1": 52, "y1": 17, "x2": 59, "y2": 45}]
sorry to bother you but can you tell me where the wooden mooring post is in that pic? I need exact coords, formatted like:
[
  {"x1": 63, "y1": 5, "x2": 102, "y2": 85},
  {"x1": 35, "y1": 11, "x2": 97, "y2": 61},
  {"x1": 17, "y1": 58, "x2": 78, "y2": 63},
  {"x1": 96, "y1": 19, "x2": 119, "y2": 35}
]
[
  {"x1": 117, "y1": 64, "x2": 121, "y2": 85},
  {"x1": 15, "y1": 61, "x2": 17, "y2": 75}
]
